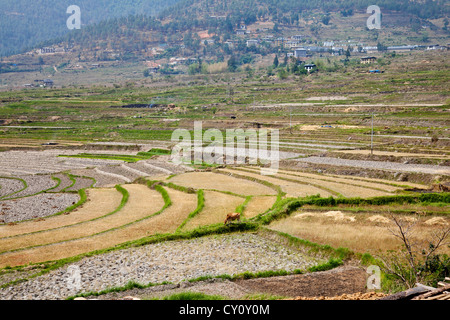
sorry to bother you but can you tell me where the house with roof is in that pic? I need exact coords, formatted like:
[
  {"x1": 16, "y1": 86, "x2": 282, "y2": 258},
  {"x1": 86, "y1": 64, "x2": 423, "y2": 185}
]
[
  {"x1": 304, "y1": 64, "x2": 316, "y2": 72},
  {"x1": 360, "y1": 56, "x2": 377, "y2": 64},
  {"x1": 294, "y1": 47, "x2": 307, "y2": 59},
  {"x1": 246, "y1": 39, "x2": 259, "y2": 47}
]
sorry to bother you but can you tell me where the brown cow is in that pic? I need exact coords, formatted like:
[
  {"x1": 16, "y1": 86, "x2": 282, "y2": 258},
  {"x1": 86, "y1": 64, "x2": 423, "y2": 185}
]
[{"x1": 224, "y1": 212, "x2": 241, "y2": 225}]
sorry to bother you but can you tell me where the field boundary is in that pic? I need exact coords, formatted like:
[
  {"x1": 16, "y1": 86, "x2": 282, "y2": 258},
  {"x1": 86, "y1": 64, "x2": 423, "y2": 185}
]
[{"x1": 0, "y1": 176, "x2": 27, "y2": 200}]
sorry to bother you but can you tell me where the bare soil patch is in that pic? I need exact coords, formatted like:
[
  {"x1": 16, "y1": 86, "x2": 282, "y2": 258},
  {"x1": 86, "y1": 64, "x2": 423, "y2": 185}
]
[
  {"x1": 233, "y1": 265, "x2": 368, "y2": 299},
  {"x1": 0, "y1": 193, "x2": 79, "y2": 225},
  {"x1": 81, "y1": 265, "x2": 372, "y2": 300}
]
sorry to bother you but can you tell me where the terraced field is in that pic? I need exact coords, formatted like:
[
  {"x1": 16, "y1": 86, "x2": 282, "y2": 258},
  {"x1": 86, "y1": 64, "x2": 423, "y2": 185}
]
[
  {"x1": 180, "y1": 190, "x2": 245, "y2": 231},
  {"x1": 0, "y1": 155, "x2": 447, "y2": 300},
  {"x1": 269, "y1": 210, "x2": 450, "y2": 255},
  {"x1": 218, "y1": 167, "x2": 423, "y2": 198},
  {"x1": 168, "y1": 171, "x2": 277, "y2": 196}
]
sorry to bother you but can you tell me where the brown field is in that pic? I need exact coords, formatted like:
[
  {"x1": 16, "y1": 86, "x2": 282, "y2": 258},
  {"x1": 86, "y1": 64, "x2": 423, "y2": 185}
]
[
  {"x1": 275, "y1": 169, "x2": 401, "y2": 192},
  {"x1": 243, "y1": 196, "x2": 277, "y2": 218},
  {"x1": 0, "y1": 184, "x2": 167, "y2": 267},
  {"x1": 0, "y1": 188, "x2": 123, "y2": 238},
  {"x1": 0, "y1": 185, "x2": 164, "y2": 252},
  {"x1": 168, "y1": 172, "x2": 277, "y2": 196},
  {"x1": 218, "y1": 168, "x2": 333, "y2": 198},
  {"x1": 269, "y1": 210, "x2": 450, "y2": 255},
  {"x1": 235, "y1": 167, "x2": 393, "y2": 198},
  {"x1": 180, "y1": 190, "x2": 245, "y2": 231},
  {"x1": 132, "y1": 186, "x2": 198, "y2": 234},
  {"x1": 274, "y1": 168, "x2": 426, "y2": 191}
]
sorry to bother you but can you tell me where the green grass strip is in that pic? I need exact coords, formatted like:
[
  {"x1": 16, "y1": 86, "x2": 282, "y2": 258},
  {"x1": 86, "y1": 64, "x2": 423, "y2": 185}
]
[
  {"x1": 59, "y1": 153, "x2": 151, "y2": 163},
  {"x1": 0, "y1": 176, "x2": 28, "y2": 200},
  {"x1": 66, "y1": 280, "x2": 172, "y2": 300},
  {"x1": 176, "y1": 189, "x2": 205, "y2": 232},
  {"x1": 236, "y1": 196, "x2": 252, "y2": 217},
  {"x1": 61, "y1": 174, "x2": 77, "y2": 192}
]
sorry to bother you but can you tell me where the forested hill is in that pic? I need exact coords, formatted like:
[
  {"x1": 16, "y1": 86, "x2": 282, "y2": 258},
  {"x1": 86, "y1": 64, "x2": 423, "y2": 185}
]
[
  {"x1": 2, "y1": 0, "x2": 448, "y2": 58},
  {"x1": 0, "y1": 0, "x2": 180, "y2": 57},
  {"x1": 159, "y1": 0, "x2": 448, "y2": 22}
]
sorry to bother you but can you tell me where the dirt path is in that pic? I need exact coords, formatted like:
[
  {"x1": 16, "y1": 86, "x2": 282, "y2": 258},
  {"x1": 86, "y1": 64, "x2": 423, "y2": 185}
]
[
  {"x1": 234, "y1": 265, "x2": 368, "y2": 298},
  {"x1": 88, "y1": 265, "x2": 369, "y2": 300}
]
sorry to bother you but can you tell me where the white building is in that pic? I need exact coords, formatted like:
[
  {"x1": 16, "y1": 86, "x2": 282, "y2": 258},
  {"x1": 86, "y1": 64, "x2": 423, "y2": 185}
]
[{"x1": 294, "y1": 47, "x2": 307, "y2": 58}]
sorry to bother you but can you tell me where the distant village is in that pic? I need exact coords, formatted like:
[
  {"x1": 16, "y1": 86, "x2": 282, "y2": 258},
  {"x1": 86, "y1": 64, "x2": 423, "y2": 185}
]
[{"x1": 21, "y1": 19, "x2": 449, "y2": 87}]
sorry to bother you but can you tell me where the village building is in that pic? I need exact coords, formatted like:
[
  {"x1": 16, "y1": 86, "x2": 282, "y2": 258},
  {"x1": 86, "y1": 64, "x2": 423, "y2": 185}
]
[
  {"x1": 246, "y1": 39, "x2": 259, "y2": 47},
  {"x1": 360, "y1": 56, "x2": 377, "y2": 64},
  {"x1": 304, "y1": 64, "x2": 316, "y2": 72},
  {"x1": 294, "y1": 47, "x2": 307, "y2": 59}
]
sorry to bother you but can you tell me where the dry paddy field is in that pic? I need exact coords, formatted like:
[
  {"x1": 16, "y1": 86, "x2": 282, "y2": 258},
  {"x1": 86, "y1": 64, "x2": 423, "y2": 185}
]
[
  {"x1": 243, "y1": 196, "x2": 278, "y2": 218},
  {"x1": 269, "y1": 210, "x2": 450, "y2": 255},
  {"x1": 168, "y1": 171, "x2": 277, "y2": 196},
  {"x1": 0, "y1": 178, "x2": 201, "y2": 268},
  {"x1": 0, "y1": 159, "x2": 447, "y2": 300},
  {"x1": 180, "y1": 190, "x2": 245, "y2": 232},
  {"x1": 218, "y1": 166, "x2": 417, "y2": 198}
]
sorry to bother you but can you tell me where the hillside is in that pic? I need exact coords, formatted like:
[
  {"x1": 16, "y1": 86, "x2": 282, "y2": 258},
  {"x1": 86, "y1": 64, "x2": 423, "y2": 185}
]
[
  {"x1": 0, "y1": 0, "x2": 448, "y2": 87},
  {"x1": 2, "y1": 0, "x2": 448, "y2": 59},
  {"x1": 0, "y1": 0, "x2": 180, "y2": 57}
]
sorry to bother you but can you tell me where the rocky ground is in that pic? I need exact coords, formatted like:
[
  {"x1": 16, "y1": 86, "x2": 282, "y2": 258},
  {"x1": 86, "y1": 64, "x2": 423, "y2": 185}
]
[
  {"x1": 72, "y1": 265, "x2": 375, "y2": 300},
  {"x1": 0, "y1": 192, "x2": 80, "y2": 223},
  {"x1": 0, "y1": 233, "x2": 332, "y2": 300}
]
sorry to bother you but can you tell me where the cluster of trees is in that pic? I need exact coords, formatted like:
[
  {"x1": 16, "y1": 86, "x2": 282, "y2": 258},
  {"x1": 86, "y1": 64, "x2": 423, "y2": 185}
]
[{"x1": 160, "y1": 0, "x2": 448, "y2": 27}]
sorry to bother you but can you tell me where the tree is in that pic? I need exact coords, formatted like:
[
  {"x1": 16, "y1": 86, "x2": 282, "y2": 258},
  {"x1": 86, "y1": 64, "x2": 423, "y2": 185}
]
[
  {"x1": 379, "y1": 213, "x2": 450, "y2": 289},
  {"x1": 345, "y1": 46, "x2": 352, "y2": 58},
  {"x1": 273, "y1": 55, "x2": 279, "y2": 68},
  {"x1": 321, "y1": 15, "x2": 331, "y2": 25},
  {"x1": 227, "y1": 56, "x2": 237, "y2": 72},
  {"x1": 377, "y1": 42, "x2": 387, "y2": 52}
]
